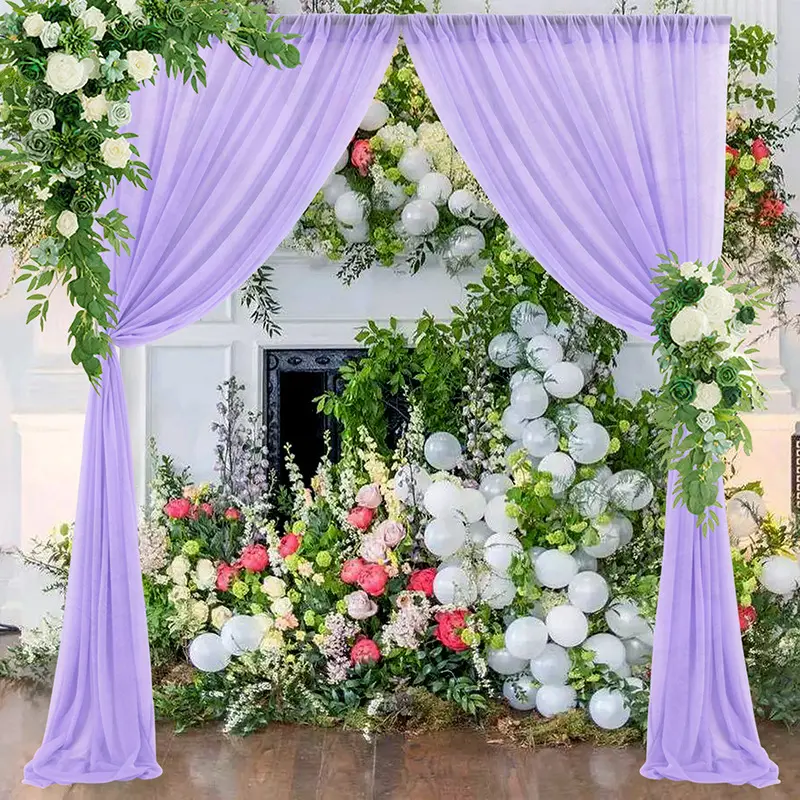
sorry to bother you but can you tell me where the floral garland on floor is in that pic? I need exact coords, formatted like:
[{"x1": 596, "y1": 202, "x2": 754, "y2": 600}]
[{"x1": 0, "y1": 0, "x2": 299, "y2": 385}]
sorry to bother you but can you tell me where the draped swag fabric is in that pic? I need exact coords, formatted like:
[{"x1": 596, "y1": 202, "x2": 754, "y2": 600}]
[{"x1": 24, "y1": 13, "x2": 778, "y2": 789}]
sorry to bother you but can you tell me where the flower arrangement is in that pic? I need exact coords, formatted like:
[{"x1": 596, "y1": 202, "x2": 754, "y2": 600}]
[
  {"x1": 0, "y1": 0, "x2": 299, "y2": 384},
  {"x1": 651, "y1": 253, "x2": 769, "y2": 531}
]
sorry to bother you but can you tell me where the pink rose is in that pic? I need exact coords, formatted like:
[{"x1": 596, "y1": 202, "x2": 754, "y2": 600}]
[
  {"x1": 238, "y1": 544, "x2": 269, "y2": 573},
  {"x1": 347, "y1": 506, "x2": 375, "y2": 531},
  {"x1": 359, "y1": 532, "x2": 388, "y2": 564},
  {"x1": 341, "y1": 558, "x2": 367, "y2": 585},
  {"x1": 751, "y1": 138, "x2": 770, "y2": 162},
  {"x1": 355, "y1": 484, "x2": 382, "y2": 509},
  {"x1": 351, "y1": 636, "x2": 381, "y2": 665},
  {"x1": 408, "y1": 568, "x2": 436, "y2": 597},
  {"x1": 357, "y1": 563, "x2": 389, "y2": 597},
  {"x1": 215, "y1": 562, "x2": 240, "y2": 592},
  {"x1": 224, "y1": 507, "x2": 241, "y2": 521},
  {"x1": 278, "y1": 533, "x2": 301, "y2": 558},
  {"x1": 434, "y1": 609, "x2": 470, "y2": 652},
  {"x1": 164, "y1": 498, "x2": 192, "y2": 519},
  {"x1": 350, "y1": 139, "x2": 374, "y2": 177},
  {"x1": 376, "y1": 520, "x2": 405, "y2": 547},
  {"x1": 345, "y1": 590, "x2": 378, "y2": 620}
]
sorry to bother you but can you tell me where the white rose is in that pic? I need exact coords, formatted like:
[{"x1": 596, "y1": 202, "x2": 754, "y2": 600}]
[
  {"x1": 669, "y1": 307, "x2": 711, "y2": 346},
  {"x1": 262, "y1": 575, "x2": 286, "y2": 598},
  {"x1": 23, "y1": 13, "x2": 45, "y2": 37},
  {"x1": 56, "y1": 210, "x2": 79, "y2": 238},
  {"x1": 69, "y1": 0, "x2": 88, "y2": 16},
  {"x1": 82, "y1": 54, "x2": 101, "y2": 80},
  {"x1": 45, "y1": 52, "x2": 89, "y2": 95},
  {"x1": 211, "y1": 605, "x2": 232, "y2": 630},
  {"x1": 80, "y1": 7, "x2": 107, "y2": 41},
  {"x1": 80, "y1": 92, "x2": 108, "y2": 122},
  {"x1": 126, "y1": 49, "x2": 156, "y2": 82},
  {"x1": 693, "y1": 382, "x2": 722, "y2": 411},
  {"x1": 115, "y1": 0, "x2": 139, "y2": 14},
  {"x1": 678, "y1": 261, "x2": 698, "y2": 279},
  {"x1": 100, "y1": 136, "x2": 132, "y2": 169},
  {"x1": 194, "y1": 559, "x2": 216, "y2": 590},
  {"x1": 40, "y1": 21, "x2": 61, "y2": 49},
  {"x1": 697, "y1": 285, "x2": 736, "y2": 325},
  {"x1": 271, "y1": 596, "x2": 293, "y2": 616},
  {"x1": 694, "y1": 264, "x2": 713, "y2": 284}
]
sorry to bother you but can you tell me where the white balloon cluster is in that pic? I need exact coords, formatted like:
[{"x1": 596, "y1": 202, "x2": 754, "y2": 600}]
[{"x1": 188, "y1": 614, "x2": 268, "y2": 672}]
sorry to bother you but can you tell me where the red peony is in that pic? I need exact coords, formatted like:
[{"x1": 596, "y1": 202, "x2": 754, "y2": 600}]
[
  {"x1": 164, "y1": 498, "x2": 192, "y2": 519},
  {"x1": 751, "y1": 138, "x2": 770, "y2": 162},
  {"x1": 216, "y1": 562, "x2": 240, "y2": 592},
  {"x1": 224, "y1": 507, "x2": 241, "y2": 521},
  {"x1": 239, "y1": 543, "x2": 270, "y2": 573},
  {"x1": 350, "y1": 139, "x2": 374, "y2": 177},
  {"x1": 341, "y1": 557, "x2": 367, "y2": 585},
  {"x1": 351, "y1": 636, "x2": 381, "y2": 665},
  {"x1": 358, "y1": 563, "x2": 389, "y2": 597},
  {"x1": 758, "y1": 192, "x2": 786, "y2": 226},
  {"x1": 434, "y1": 609, "x2": 470, "y2": 652},
  {"x1": 725, "y1": 144, "x2": 739, "y2": 161},
  {"x1": 738, "y1": 604, "x2": 757, "y2": 632},
  {"x1": 408, "y1": 568, "x2": 437, "y2": 597},
  {"x1": 199, "y1": 502, "x2": 214, "y2": 517},
  {"x1": 278, "y1": 533, "x2": 301, "y2": 558},
  {"x1": 347, "y1": 506, "x2": 375, "y2": 531}
]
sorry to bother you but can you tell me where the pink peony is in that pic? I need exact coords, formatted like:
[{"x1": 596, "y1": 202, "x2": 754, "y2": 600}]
[
  {"x1": 358, "y1": 563, "x2": 389, "y2": 597},
  {"x1": 164, "y1": 498, "x2": 192, "y2": 519},
  {"x1": 376, "y1": 519, "x2": 405, "y2": 547},
  {"x1": 434, "y1": 609, "x2": 470, "y2": 652},
  {"x1": 751, "y1": 138, "x2": 770, "y2": 162},
  {"x1": 355, "y1": 484, "x2": 382, "y2": 509},
  {"x1": 345, "y1": 590, "x2": 379, "y2": 620},
  {"x1": 341, "y1": 558, "x2": 367, "y2": 585},
  {"x1": 215, "y1": 562, "x2": 240, "y2": 592},
  {"x1": 408, "y1": 568, "x2": 436, "y2": 597},
  {"x1": 238, "y1": 544, "x2": 269, "y2": 573},
  {"x1": 224, "y1": 507, "x2": 241, "y2": 521},
  {"x1": 350, "y1": 139, "x2": 374, "y2": 177},
  {"x1": 351, "y1": 636, "x2": 381, "y2": 665},
  {"x1": 347, "y1": 506, "x2": 375, "y2": 531},
  {"x1": 278, "y1": 533, "x2": 301, "y2": 558}
]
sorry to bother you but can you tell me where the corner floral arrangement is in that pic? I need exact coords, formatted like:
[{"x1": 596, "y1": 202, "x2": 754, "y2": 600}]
[
  {"x1": 0, "y1": 0, "x2": 299, "y2": 385},
  {"x1": 651, "y1": 253, "x2": 769, "y2": 530}
]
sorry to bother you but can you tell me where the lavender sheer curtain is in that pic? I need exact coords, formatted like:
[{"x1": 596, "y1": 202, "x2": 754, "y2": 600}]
[
  {"x1": 24, "y1": 15, "x2": 399, "y2": 787},
  {"x1": 404, "y1": 14, "x2": 778, "y2": 787}
]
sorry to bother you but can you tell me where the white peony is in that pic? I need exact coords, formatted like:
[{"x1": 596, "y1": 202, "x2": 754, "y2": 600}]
[
  {"x1": 669, "y1": 307, "x2": 711, "y2": 346},
  {"x1": 56, "y1": 210, "x2": 79, "y2": 238},
  {"x1": 697, "y1": 285, "x2": 736, "y2": 325},
  {"x1": 126, "y1": 49, "x2": 156, "y2": 82},
  {"x1": 115, "y1": 0, "x2": 139, "y2": 14},
  {"x1": 693, "y1": 382, "x2": 722, "y2": 411},
  {"x1": 23, "y1": 13, "x2": 45, "y2": 37},
  {"x1": 80, "y1": 92, "x2": 108, "y2": 122},
  {"x1": 211, "y1": 605, "x2": 232, "y2": 630},
  {"x1": 193, "y1": 559, "x2": 216, "y2": 590},
  {"x1": 100, "y1": 136, "x2": 132, "y2": 169},
  {"x1": 262, "y1": 576, "x2": 286, "y2": 598},
  {"x1": 45, "y1": 52, "x2": 89, "y2": 95},
  {"x1": 39, "y1": 21, "x2": 61, "y2": 49},
  {"x1": 80, "y1": 7, "x2": 106, "y2": 41}
]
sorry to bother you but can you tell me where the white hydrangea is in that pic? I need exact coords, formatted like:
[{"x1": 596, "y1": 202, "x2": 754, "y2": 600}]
[
  {"x1": 194, "y1": 558, "x2": 216, "y2": 590},
  {"x1": 697, "y1": 285, "x2": 736, "y2": 325},
  {"x1": 669, "y1": 307, "x2": 711, "y2": 346},
  {"x1": 374, "y1": 121, "x2": 417, "y2": 150},
  {"x1": 693, "y1": 382, "x2": 722, "y2": 411}
]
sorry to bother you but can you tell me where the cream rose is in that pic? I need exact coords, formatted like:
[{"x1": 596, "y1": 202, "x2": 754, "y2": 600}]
[
  {"x1": 100, "y1": 136, "x2": 132, "y2": 169},
  {"x1": 262, "y1": 575, "x2": 286, "y2": 598},
  {"x1": 80, "y1": 92, "x2": 108, "y2": 122},
  {"x1": 40, "y1": 21, "x2": 61, "y2": 49},
  {"x1": 194, "y1": 559, "x2": 216, "y2": 590},
  {"x1": 697, "y1": 285, "x2": 736, "y2": 325},
  {"x1": 23, "y1": 13, "x2": 45, "y2": 37},
  {"x1": 692, "y1": 382, "x2": 722, "y2": 411},
  {"x1": 271, "y1": 596, "x2": 293, "y2": 617},
  {"x1": 80, "y1": 7, "x2": 106, "y2": 41},
  {"x1": 126, "y1": 49, "x2": 156, "y2": 82},
  {"x1": 669, "y1": 306, "x2": 711, "y2": 347},
  {"x1": 45, "y1": 52, "x2": 89, "y2": 95},
  {"x1": 115, "y1": 0, "x2": 139, "y2": 13},
  {"x1": 210, "y1": 605, "x2": 232, "y2": 630},
  {"x1": 56, "y1": 210, "x2": 79, "y2": 238},
  {"x1": 190, "y1": 601, "x2": 209, "y2": 624}
]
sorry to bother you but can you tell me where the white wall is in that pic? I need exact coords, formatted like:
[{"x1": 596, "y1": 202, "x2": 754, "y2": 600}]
[{"x1": 1, "y1": 0, "x2": 797, "y2": 628}]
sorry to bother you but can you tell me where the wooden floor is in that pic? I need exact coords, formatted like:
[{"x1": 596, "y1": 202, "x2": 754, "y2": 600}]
[{"x1": 1, "y1": 679, "x2": 798, "y2": 799}]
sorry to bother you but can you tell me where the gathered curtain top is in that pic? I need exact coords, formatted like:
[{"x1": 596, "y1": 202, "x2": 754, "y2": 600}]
[{"x1": 278, "y1": 14, "x2": 732, "y2": 44}]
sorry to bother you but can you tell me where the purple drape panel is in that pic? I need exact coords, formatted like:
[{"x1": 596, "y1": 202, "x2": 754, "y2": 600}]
[
  {"x1": 404, "y1": 14, "x2": 778, "y2": 787},
  {"x1": 24, "y1": 14, "x2": 399, "y2": 787}
]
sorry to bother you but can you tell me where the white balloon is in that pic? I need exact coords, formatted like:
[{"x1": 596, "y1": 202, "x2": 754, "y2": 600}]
[
  {"x1": 480, "y1": 473, "x2": 513, "y2": 500},
  {"x1": 489, "y1": 332, "x2": 524, "y2": 368},
  {"x1": 624, "y1": 636, "x2": 652, "y2": 665},
  {"x1": 424, "y1": 431, "x2": 462, "y2": 471},
  {"x1": 189, "y1": 632, "x2": 232, "y2": 672},
  {"x1": 583, "y1": 633, "x2": 627, "y2": 670},
  {"x1": 501, "y1": 405, "x2": 527, "y2": 440},
  {"x1": 468, "y1": 520, "x2": 493, "y2": 545},
  {"x1": 536, "y1": 684, "x2": 577, "y2": 717},
  {"x1": 567, "y1": 571, "x2": 609, "y2": 612},
  {"x1": 530, "y1": 643, "x2": 571, "y2": 684},
  {"x1": 570, "y1": 479, "x2": 610, "y2": 519},
  {"x1": 398, "y1": 146, "x2": 431, "y2": 181},
  {"x1": 613, "y1": 661, "x2": 632, "y2": 678},
  {"x1": 433, "y1": 565, "x2": 478, "y2": 605},
  {"x1": 589, "y1": 688, "x2": 630, "y2": 730},
  {"x1": 471, "y1": 200, "x2": 495, "y2": 221},
  {"x1": 334, "y1": 190, "x2": 369, "y2": 225},
  {"x1": 526, "y1": 334, "x2": 563, "y2": 371},
  {"x1": 546, "y1": 320, "x2": 572, "y2": 347},
  {"x1": 359, "y1": 99, "x2": 390, "y2": 131},
  {"x1": 568, "y1": 423, "x2": 611, "y2": 464},
  {"x1": 423, "y1": 480, "x2": 464, "y2": 518},
  {"x1": 538, "y1": 452, "x2": 577, "y2": 493},
  {"x1": 401, "y1": 199, "x2": 439, "y2": 236},
  {"x1": 503, "y1": 675, "x2": 539, "y2": 711},
  {"x1": 447, "y1": 225, "x2": 485, "y2": 257},
  {"x1": 484, "y1": 496, "x2": 519, "y2": 536},
  {"x1": 484, "y1": 531, "x2": 523, "y2": 571},
  {"x1": 220, "y1": 615, "x2": 264, "y2": 656},
  {"x1": 487, "y1": 647, "x2": 528, "y2": 675},
  {"x1": 522, "y1": 418, "x2": 559, "y2": 457},
  {"x1": 535, "y1": 550, "x2": 579, "y2": 589},
  {"x1": 574, "y1": 549, "x2": 598, "y2": 572},
  {"x1": 636, "y1": 626, "x2": 654, "y2": 647},
  {"x1": 511, "y1": 383, "x2": 549, "y2": 420},
  {"x1": 322, "y1": 173, "x2": 348, "y2": 205},
  {"x1": 510, "y1": 369, "x2": 543, "y2": 390},
  {"x1": 510, "y1": 301, "x2": 548, "y2": 339},
  {"x1": 605, "y1": 600, "x2": 649, "y2": 639},
  {"x1": 574, "y1": 351, "x2": 596, "y2": 379},
  {"x1": 593, "y1": 465, "x2": 613, "y2": 485},
  {"x1": 553, "y1": 403, "x2": 594, "y2": 434},
  {"x1": 333, "y1": 149, "x2": 349, "y2": 172},
  {"x1": 339, "y1": 220, "x2": 370, "y2": 243},
  {"x1": 417, "y1": 171, "x2": 453, "y2": 205},
  {"x1": 393, "y1": 464, "x2": 432, "y2": 506},
  {"x1": 447, "y1": 188, "x2": 477, "y2": 218},
  {"x1": 528, "y1": 546, "x2": 545, "y2": 565},
  {"x1": 607, "y1": 470, "x2": 655, "y2": 511},
  {"x1": 598, "y1": 514, "x2": 633, "y2": 550},
  {"x1": 504, "y1": 616, "x2": 548, "y2": 660},
  {"x1": 478, "y1": 570, "x2": 517, "y2": 608},
  {"x1": 759, "y1": 555, "x2": 800, "y2": 595},
  {"x1": 424, "y1": 516, "x2": 467, "y2": 558},
  {"x1": 460, "y1": 487, "x2": 487, "y2": 523},
  {"x1": 546, "y1": 604, "x2": 588, "y2": 647},
  {"x1": 373, "y1": 180, "x2": 406, "y2": 211},
  {"x1": 543, "y1": 362, "x2": 585, "y2": 399}
]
